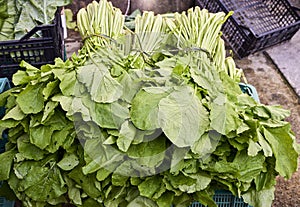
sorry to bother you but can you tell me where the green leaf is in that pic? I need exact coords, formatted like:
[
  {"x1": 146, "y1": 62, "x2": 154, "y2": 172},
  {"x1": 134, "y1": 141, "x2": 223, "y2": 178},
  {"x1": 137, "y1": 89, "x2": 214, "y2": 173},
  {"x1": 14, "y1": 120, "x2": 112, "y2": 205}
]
[
  {"x1": 14, "y1": 0, "x2": 72, "y2": 39},
  {"x1": 29, "y1": 125, "x2": 54, "y2": 150},
  {"x1": 126, "y1": 135, "x2": 167, "y2": 171},
  {"x1": 210, "y1": 99, "x2": 242, "y2": 135},
  {"x1": 158, "y1": 86, "x2": 209, "y2": 147},
  {"x1": 247, "y1": 139, "x2": 262, "y2": 156},
  {"x1": 127, "y1": 196, "x2": 158, "y2": 207},
  {"x1": 257, "y1": 129, "x2": 273, "y2": 157},
  {"x1": 156, "y1": 192, "x2": 174, "y2": 207},
  {"x1": 64, "y1": 8, "x2": 76, "y2": 29},
  {"x1": 191, "y1": 131, "x2": 221, "y2": 157},
  {"x1": 57, "y1": 153, "x2": 79, "y2": 171},
  {"x1": 17, "y1": 134, "x2": 47, "y2": 160},
  {"x1": 83, "y1": 138, "x2": 124, "y2": 175},
  {"x1": 263, "y1": 125, "x2": 299, "y2": 179},
  {"x1": 131, "y1": 87, "x2": 172, "y2": 130},
  {"x1": 16, "y1": 84, "x2": 44, "y2": 114},
  {"x1": 88, "y1": 100, "x2": 130, "y2": 129},
  {"x1": 2, "y1": 105, "x2": 26, "y2": 121},
  {"x1": 232, "y1": 150, "x2": 265, "y2": 183},
  {"x1": 68, "y1": 166, "x2": 102, "y2": 198},
  {"x1": 43, "y1": 80, "x2": 60, "y2": 100},
  {"x1": 15, "y1": 156, "x2": 67, "y2": 201},
  {"x1": 0, "y1": 149, "x2": 16, "y2": 180},
  {"x1": 138, "y1": 176, "x2": 163, "y2": 198},
  {"x1": 77, "y1": 63, "x2": 123, "y2": 103},
  {"x1": 117, "y1": 121, "x2": 138, "y2": 152},
  {"x1": 243, "y1": 186, "x2": 275, "y2": 207},
  {"x1": 41, "y1": 101, "x2": 58, "y2": 123}
]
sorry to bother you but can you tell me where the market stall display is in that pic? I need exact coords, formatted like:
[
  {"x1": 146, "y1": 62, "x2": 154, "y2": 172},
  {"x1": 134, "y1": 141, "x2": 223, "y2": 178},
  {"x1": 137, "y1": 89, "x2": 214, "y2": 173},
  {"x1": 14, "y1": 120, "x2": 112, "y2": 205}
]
[{"x1": 0, "y1": 1, "x2": 299, "y2": 207}]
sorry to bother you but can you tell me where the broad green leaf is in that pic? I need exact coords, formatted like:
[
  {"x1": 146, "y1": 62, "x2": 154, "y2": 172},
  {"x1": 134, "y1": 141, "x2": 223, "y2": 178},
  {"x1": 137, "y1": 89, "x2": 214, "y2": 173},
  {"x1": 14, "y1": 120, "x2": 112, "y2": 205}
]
[
  {"x1": 263, "y1": 125, "x2": 299, "y2": 179},
  {"x1": 194, "y1": 190, "x2": 217, "y2": 207},
  {"x1": 127, "y1": 196, "x2": 158, "y2": 207},
  {"x1": 71, "y1": 96, "x2": 92, "y2": 122},
  {"x1": 191, "y1": 131, "x2": 221, "y2": 157},
  {"x1": 138, "y1": 176, "x2": 163, "y2": 198},
  {"x1": 68, "y1": 166, "x2": 102, "y2": 198},
  {"x1": 117, "y1": 70, "x2": 143, "y2": 103},
  {"x1": 15, "y1": 157, "x2": 67, "y2": 201},
  {"x1": 232, "y1": 150, "x2": 265, "y2": 183},
  {"x1": 16, "y1": 84, "x2": 44, "y2": 114},
  {"x1": 266, "y1": 105, "x2": 290, "y2": 120},
  {"x1": 158, "y1": 86, "x2": 209, "y2": 147},
  {"x1": 243, "y1": 186, "x2": 275, "y2": 207},
  {"x1": 247, "y1": 139, "x2": 262, "y2": 156},
  {"x1": 46, "y1": 127, "x2": 74, "y2": 153},
  {"x1": 166, "y1": 172, "x2": 197, "y2": 193},
  {"x1": 17, "y1": 134, "x2": 47, "y2": 160},
  {"x1": 41, "y1": 101, "x2": 58, "y2": 123},
  {"x1": 126, "y1": 135, "x2": 167, "y2": 170},
  {"x1": 181, "y1": 172, "x2": 211, "y2": 193},
  {"x1": 29, "y1": 125, "x2": 54, "y2": 150},
  {"x1": 83, "y1": 138, "x2": 124, "y2": 175},
  {"x1": 190, "y1": 59, "x2": 223, "y2": 98},
  {"x1": 77, "y1": 63, "x2": 123, "y2": 103},
  {"x1": 43, "y1": 80, "x2": 60, "y2": 100},
  {"x1": 87, "y1": 100, "x2": 130, "y2": 129},
  {"x1": 0, "y1": 149, "x2": 16, "y2": 180},
  {"x1": 210, "y1": 100, "x2": 242, "y2": 135},
  {"x1": 51, "y1": 95, "x2": 73, "y2": 115},
  {"x1": 57, "y1": 153, "x2": 79, "y2": 171},
  {"x1": 131, "y1": 87, "x2": 172, "y2": 130},
  {"x1": 156, "y1": 192, "x2": 174, "y2": 207},
  {"x1": 117, "y1": 121, "x2": 137, "y2": 152},
  {"x1": 59, "y1": 70, "x2": 77, "y2": 96},
  {"x1": 257, "y1": 129, "x2": 272, "y2": 157},
  {"x1": 96, "y1": 168, "x2": 111, "y2": 181},
  {"x1": 2, "y1": 105, "x2": 26, "y2": 121},
  {"x1": 14, "y1": 0, "x2": 72, "y2": 39}
]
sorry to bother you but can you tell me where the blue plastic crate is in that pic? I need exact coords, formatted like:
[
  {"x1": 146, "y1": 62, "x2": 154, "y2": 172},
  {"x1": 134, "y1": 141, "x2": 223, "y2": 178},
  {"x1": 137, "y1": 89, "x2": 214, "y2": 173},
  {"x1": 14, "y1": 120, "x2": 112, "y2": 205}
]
[
  {"x1": 0, "y1": 78, "x2": 11, "y2": 119},
  {"x1": 239, "y1": 83, "x2": 260, "y2": 103},
  {"x1": 188, "y1": 190, "x2": 252, "y2": 207},
  {"x1": 0, "y1": 182, "x2": 14, "y2": 207},
  {"x1": 0, "y1": 197, "x2": 14, "y2": 207},
  {"x1": 0, "y1": 78, "x2": 14, "y2": 207},
  {"x1": 0, "y1": 78, "x2": 10, "y2": 93}
]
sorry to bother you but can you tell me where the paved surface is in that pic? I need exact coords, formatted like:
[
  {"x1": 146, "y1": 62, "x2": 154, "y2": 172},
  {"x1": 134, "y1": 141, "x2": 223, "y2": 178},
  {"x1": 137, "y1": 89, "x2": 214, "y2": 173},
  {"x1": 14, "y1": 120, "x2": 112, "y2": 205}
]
[{"x1": 266, "y1": 30, "x2": 300, "y2": 98}]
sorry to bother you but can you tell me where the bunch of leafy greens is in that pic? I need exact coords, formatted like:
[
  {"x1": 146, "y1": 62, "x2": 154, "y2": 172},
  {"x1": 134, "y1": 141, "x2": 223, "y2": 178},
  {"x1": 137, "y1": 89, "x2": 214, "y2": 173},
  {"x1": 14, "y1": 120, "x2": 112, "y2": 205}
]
[
  {"x1": 0, "y1": 0, "x2": 72, "y2": 40},
  {"x1": 0, "y1": 1, "x2": 299, "y2": 207}
]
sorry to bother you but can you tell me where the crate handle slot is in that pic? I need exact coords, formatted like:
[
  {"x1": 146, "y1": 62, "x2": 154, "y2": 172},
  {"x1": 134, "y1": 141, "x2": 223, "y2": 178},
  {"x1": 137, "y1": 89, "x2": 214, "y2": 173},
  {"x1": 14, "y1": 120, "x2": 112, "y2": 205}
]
[
  {"x1": 292, "y1": 6, "x2": 300, "y2": 12},
  {"x1": 19, "y1": 24, "x2": 55, "y2": 41}
]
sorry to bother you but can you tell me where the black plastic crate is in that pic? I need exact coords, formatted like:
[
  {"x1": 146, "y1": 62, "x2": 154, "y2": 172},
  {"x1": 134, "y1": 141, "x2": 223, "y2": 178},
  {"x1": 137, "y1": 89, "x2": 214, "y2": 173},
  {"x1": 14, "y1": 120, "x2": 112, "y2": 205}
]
[
  {"x1": 195, "y1": 0, "x2": 300, "y2": 58},
  {"x1": 0, "y1": 9, "x2": 64, "y2": 80}
]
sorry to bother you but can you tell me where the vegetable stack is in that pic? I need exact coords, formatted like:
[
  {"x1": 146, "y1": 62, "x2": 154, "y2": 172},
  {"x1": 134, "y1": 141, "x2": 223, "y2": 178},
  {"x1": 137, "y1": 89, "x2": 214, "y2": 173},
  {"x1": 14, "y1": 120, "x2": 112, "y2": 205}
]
[{"x1": 0, "y1": 1, "x2": 299, "y2": 207}]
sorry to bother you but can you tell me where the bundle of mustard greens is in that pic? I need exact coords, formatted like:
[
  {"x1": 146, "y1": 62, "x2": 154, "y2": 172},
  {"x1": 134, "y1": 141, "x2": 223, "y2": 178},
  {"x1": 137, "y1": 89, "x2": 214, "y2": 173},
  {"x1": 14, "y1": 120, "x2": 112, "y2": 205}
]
[{"x1": 0, "y1": 1, "x2": 298, "y2": 207}]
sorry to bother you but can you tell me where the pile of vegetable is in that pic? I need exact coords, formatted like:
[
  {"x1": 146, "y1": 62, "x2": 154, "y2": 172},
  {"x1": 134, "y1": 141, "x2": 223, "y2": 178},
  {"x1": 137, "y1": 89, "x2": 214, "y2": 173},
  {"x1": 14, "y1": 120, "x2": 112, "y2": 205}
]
[
  {"x1": 0, "y1": 0, "x2": 299, "y2": 207},
  {"x1": 0, "y1": 0, "x2": 72, "y2": 40}
]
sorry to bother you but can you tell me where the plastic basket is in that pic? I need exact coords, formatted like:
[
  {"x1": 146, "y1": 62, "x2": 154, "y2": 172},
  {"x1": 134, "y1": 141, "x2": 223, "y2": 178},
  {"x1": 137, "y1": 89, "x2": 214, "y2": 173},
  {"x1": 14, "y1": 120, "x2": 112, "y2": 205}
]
[
  {"x1": 0, "y1": 78, "x2": 11, "y2": 119},
  {"x1": 0, "y1": 9, "x2": 64, "y2": 80},
  {"x1": 0, "y1": 182, "x2": 14, "y2": 207},
  {"x1": 189, "y1": 190, "x2": 252, "y2": 207},
  {"x1": 239, "y1": 83, "x2": 260, "y2": 102},
  {"x1": 195, "y1": 0, "x2": 300, "y2": 58},
  {"x1": 0, "y1": 197, "x2": 14, "y2": 207}
]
